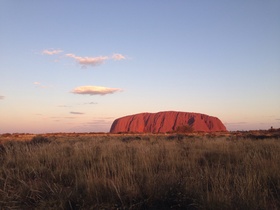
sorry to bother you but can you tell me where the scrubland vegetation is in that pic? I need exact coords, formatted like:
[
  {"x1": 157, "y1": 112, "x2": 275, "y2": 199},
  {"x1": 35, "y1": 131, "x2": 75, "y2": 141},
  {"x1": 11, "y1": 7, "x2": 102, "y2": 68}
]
[{"x1": 0, "y1": 133, "x2": 279, "y2": 209}]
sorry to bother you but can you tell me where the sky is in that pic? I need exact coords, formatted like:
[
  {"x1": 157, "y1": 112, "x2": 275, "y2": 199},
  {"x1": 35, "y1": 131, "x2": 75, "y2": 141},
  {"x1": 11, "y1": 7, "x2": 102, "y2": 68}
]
[{"x1": 0, "y1": 0, "x2": 280, "y2": 133}]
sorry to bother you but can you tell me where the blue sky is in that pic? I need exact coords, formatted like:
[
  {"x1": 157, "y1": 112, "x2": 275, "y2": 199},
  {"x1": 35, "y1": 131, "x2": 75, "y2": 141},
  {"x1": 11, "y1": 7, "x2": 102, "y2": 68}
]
[{"x1": 1, "y1": 0, "x2": 280, "y2": 133}]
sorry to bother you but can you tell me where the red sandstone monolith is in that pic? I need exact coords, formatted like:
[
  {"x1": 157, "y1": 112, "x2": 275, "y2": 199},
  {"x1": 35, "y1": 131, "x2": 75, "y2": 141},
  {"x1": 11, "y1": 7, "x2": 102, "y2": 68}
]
[{"x1": 110, "y1": 111, "x2": 227, "y2": 133}]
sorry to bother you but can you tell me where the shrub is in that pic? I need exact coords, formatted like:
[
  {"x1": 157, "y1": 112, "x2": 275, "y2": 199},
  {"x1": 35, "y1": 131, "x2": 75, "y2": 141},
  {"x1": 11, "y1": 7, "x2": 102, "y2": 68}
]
[
  {"x1": 1, "y1": 133, "x2": 12, "y2": 137},
  {"x1": 175, "y1": 125, "x2": 194, "y2": 133},
  {"x1": 30, "y1": 135, "x2": 51, "y2": 145}
]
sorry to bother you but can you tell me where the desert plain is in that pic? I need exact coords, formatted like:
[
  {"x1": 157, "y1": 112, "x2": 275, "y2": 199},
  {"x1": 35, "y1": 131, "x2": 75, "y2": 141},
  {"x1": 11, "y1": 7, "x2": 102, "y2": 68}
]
[{"x1": 0, "y1": 129, "x2": 279, "y2": 209}]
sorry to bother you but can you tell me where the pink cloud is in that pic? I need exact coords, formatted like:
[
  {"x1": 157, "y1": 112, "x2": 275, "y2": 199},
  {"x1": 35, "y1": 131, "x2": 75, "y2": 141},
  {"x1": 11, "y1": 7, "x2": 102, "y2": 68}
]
[
  {"x1": 112, "y1": 53, "x2": 126, "y2": 60},
  {"x1": 66, "y1": 53, "x2": 109, "y2": 67},
  {"x1": 71, "y1": 86, "x2": 122, "y2": 96},
  {"x1": 42, "y1": 49, "x2": 126, "y2": 67},
  {"x1": 42, "y1": 49, "x2": 63, "y2": 55},
  {"x1": 0, "y1": 95, "x2": 4, "y2": 100}
]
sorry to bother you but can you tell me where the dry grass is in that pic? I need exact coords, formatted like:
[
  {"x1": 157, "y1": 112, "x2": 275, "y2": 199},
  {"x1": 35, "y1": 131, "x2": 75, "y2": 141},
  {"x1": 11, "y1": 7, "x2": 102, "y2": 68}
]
[{"x1": 0, "y1": 134, "x2": 279, "y2": 209}]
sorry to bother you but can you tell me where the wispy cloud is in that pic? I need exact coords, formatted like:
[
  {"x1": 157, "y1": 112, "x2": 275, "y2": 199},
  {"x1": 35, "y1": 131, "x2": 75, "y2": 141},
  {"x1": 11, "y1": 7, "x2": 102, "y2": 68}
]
[
  {"x1": 51, "y1": 116, "x2": 76, "y2": 119},
  {"x1": 71, "y1": 86, "x2": 122, "y2": 96},
  {"x1": 42, "y1": 49, "x2": 63, "y2": 55},
  {"x1": 85, "y1": 102, "x2": 98, "y2": 105},
  {"x1": 0, "y1": 96, "x2": 4, "y2": 100},
  {"x1": 50, "y1": 116, "x2": 77, "y2": 122},
  {"x1": 83, "y1": 117, "x2": 115, "y2": 126},
  {"x1": 66, "y1": 53, "x2": 109, "y2": 67},
  {"x1": 33, "y1": 82, "x2": 52, "y2": 89},
  {"x1": 70, "y1": 111, "x2": 85, "y2": 115},
  {"x1": 112, "y1": 53, "x2": 126, "y2": 60},
  {"x1": 85, "y1": 120, "x2": 111, "y2": 125},
  {"x1": 42, "y1": 49, "x2": 126, "y2": 68},
  {"x1": 58, "y1": 105, "x2": 72, "y2": 108}
]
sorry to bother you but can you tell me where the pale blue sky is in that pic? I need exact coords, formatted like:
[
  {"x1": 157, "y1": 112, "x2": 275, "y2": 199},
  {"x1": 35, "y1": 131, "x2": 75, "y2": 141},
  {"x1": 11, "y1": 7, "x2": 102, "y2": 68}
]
[{"x1": 1, "y1": 0, "x2": 280, "y2": 133}]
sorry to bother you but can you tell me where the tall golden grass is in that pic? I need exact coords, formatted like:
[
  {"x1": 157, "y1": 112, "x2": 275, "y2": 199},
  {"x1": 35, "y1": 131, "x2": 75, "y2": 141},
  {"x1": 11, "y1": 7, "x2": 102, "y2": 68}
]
[{"x1": 0, "y1": 134, "x2": 279, "y2": 209}]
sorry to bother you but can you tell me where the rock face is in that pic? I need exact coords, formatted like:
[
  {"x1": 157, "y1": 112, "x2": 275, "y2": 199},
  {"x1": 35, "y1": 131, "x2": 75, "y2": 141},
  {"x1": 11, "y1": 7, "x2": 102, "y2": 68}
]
[{"x1": 110, "y1": 111, "x2": 227, "y2": 133}]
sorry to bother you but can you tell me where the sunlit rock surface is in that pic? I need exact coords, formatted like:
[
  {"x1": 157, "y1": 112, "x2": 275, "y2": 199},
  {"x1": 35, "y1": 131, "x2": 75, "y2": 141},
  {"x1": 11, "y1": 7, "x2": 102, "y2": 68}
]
[{"x1": 110, "y1": 111, "x2": 227, "y2": 133}]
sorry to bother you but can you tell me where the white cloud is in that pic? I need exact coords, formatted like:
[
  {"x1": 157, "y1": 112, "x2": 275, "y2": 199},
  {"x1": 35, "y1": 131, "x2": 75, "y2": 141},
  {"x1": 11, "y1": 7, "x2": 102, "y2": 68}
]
[
  {"x1": 42, "y1": 49, "x2": 63, "y2": 55},
  {"x1": 71, "y1": 86, "x2": 122, "y2": 96},
  {"x1": 66, "y1": 53, "x2": 109, "y2": 67},
  {"x1": 112, "y1": 53, "x2": 126, "y2": 60},
  {"x1": 0, "y1": 96, "x2": 4, "y2": 100}
]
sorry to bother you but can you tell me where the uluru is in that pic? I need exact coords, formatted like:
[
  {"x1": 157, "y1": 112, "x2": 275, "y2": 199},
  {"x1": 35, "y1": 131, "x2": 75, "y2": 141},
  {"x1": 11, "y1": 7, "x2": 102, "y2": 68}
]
[{"x1": 110, "y1": 111, "x2": 227, "y2": 133}]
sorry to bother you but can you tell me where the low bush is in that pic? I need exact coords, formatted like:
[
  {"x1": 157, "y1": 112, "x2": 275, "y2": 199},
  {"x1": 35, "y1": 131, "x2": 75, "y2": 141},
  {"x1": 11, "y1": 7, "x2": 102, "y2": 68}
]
[
  {"x1": 175, "y1": 125, "x2": 194, "y2": 133},
  {"x1": 30, "y1": 135, "x2": 51, "y2": 145}
]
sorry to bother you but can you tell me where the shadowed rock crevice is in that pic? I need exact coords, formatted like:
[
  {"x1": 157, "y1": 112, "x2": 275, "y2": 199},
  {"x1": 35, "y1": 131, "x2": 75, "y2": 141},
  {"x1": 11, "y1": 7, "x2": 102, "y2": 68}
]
[{"x1": 110, "y1": 111, "x2": 227, "y2": 133}]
